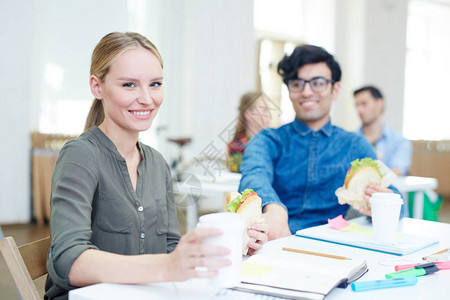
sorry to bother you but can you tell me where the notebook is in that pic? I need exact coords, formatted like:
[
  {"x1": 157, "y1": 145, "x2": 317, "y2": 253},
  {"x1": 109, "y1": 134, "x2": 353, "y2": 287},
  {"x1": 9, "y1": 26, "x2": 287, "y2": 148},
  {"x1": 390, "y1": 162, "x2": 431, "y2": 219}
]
[
  {"x1": 295, "y1": 221, "x2": 439, "y2": 255},
  {"x1": 232, "y1": 249, "x2": 367, "y2": 300}
]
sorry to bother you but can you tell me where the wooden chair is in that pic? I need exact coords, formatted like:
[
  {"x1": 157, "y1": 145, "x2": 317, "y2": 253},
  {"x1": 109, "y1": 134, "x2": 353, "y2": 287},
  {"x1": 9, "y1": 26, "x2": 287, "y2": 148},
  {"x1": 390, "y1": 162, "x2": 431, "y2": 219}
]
[
  {"x1": 0, "y1": 236, "x2": 50, "y2": 300},
  {"x1": 31, "y1": 132, "x2": 77, "y2": 225}
]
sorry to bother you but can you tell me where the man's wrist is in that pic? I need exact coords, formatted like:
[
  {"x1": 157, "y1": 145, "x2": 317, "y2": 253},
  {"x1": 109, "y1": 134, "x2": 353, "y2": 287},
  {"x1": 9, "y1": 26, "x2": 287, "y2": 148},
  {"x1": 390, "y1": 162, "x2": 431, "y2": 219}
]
[
  {"x1": 263, "y1": 202, "x2": 288, "y2": 215},
  {"x1": 263, "y1": 203, "x2": 291, "y2": 240}
]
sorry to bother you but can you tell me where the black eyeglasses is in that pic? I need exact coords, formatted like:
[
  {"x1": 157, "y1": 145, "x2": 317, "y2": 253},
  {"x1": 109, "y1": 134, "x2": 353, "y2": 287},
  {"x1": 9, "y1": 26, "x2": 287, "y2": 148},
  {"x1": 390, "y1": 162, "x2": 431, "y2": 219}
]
[{"x1": 288, "y1": 76, "x2": 334, "y2": 93}]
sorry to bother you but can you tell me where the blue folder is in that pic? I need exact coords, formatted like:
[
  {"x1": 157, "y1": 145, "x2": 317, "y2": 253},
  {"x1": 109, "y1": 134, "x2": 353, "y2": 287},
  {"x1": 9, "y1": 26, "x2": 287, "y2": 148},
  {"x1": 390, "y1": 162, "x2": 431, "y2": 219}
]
[{"x1": 295, "y1": 223, "x2": 439, "y2": 255}]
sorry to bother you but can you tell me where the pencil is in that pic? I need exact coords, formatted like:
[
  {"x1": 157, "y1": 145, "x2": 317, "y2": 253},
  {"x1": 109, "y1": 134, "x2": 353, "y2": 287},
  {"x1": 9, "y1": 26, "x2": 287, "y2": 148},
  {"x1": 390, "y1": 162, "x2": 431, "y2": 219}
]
[
  {"x1": 422, "y1": 248, "x2": 450, "y2": 260},
  {"x1": 282, "y1": 247, "x2": 351, "y2": 260}
]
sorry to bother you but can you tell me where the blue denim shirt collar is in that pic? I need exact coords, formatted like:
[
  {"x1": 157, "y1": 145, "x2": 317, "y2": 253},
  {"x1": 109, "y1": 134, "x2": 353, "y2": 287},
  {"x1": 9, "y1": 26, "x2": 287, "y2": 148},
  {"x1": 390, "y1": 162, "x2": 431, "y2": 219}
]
[{"x1": 292, "y1": 118, "x2": 333, "y2": 137}]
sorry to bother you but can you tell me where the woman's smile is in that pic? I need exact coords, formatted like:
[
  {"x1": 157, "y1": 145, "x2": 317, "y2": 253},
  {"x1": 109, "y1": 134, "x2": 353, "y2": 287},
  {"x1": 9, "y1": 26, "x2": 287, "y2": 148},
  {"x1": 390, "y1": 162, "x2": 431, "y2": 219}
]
[{"x1": 130, "y1": 109, "x2": 152, "y2": 119}]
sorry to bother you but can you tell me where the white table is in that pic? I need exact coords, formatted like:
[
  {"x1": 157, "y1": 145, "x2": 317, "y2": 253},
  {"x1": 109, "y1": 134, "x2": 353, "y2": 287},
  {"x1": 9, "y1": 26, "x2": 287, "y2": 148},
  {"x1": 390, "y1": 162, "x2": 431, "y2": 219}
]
[
  {"x1": 69, "y1": 217, "x2": 450, "y2": 300},
  {"x1": 174, "y1": 171, "x2": 241, "y2": 231},
  {"x1": 317, "y1": 217, "x2": 449, "y2": 299},
  {"x1": 392, "y1": 176, "x2": 438, "y2": 218}
]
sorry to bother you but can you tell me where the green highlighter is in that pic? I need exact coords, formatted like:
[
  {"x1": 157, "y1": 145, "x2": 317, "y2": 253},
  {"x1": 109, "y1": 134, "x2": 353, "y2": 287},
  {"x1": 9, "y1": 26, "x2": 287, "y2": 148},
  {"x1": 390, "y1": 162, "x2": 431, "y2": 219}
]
[{"x1": 386, "y1": 262, "x2": 439, "y2": 279}]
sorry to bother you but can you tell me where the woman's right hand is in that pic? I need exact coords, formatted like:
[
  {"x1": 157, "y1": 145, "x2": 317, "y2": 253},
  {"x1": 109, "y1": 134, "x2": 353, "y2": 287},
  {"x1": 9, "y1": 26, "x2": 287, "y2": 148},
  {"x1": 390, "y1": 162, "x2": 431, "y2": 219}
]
[{"x1": 165, "y1": 227, "x2": 231, "y2": 281}]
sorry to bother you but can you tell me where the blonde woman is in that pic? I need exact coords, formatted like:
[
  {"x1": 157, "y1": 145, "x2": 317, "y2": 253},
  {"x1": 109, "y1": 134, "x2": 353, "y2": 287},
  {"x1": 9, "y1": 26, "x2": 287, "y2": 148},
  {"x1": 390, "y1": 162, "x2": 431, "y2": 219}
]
[
  {"x1": 228, "y1": 92, "x2": 271, "y2": 172},
  {"x1": 45, "y1": 32, "x2": 268, "y2": 299}
]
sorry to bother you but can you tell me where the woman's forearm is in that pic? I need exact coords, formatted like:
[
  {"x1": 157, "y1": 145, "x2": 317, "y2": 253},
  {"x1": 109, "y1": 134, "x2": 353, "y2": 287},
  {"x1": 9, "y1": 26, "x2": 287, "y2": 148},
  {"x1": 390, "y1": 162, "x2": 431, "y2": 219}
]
[{"x1": 68, "y1": 249, "x2": 171, "y2": 286}]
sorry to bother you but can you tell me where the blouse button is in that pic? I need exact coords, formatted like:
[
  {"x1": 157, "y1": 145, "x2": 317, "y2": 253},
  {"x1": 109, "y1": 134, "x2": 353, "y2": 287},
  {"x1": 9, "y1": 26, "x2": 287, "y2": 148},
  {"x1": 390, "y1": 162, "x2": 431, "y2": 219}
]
[
  {"x1": 140, "y1": 233, "x2": 145, "y2": 239},
  {"x1": 138, "y1": 206, "x2": 144, "y2": 212}
]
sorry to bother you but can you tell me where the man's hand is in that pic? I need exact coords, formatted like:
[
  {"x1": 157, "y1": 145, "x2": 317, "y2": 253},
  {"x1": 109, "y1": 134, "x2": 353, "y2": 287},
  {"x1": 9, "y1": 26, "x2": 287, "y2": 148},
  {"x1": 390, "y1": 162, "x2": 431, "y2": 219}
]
[
  {"x1": 262, "y1": 203, "x2": 291, "y2": 240},
  {"x1": 358, "y1": 184, "x2": 394, "y2": 216}
]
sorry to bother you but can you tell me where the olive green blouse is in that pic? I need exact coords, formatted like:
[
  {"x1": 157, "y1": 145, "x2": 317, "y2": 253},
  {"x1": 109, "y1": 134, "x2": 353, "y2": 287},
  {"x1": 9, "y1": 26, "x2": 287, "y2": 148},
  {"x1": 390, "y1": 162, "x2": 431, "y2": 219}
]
[{"x1": 45, "y1": 127, "x2": 180, "y2": 300}]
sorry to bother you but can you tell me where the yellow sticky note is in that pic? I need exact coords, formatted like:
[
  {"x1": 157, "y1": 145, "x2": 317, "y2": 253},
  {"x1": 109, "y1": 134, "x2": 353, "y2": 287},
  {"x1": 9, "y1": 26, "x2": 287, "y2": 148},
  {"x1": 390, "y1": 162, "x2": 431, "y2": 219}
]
[
  {"x1": 341, "y1": 223, "x2": 373, "y2": 236},
  {"x1": 241, "y1": 261, "x2": 275, "y2": 277}
]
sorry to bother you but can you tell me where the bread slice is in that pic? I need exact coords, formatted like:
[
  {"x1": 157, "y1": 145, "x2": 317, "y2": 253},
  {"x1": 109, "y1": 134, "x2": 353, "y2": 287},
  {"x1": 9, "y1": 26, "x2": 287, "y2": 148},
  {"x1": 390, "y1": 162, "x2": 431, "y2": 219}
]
[
  {"x1": 237, "y1": 195, "x2": 262, "y2": 220},
  {"x1": 347, "y1": 167, "x2": 382, "y2": 193},
  {"x1": 227, "y1": 191, "x2": 241, "y2": 204},
  {"x1": 336, "y1": 167, "x2": 382, "y2": 210},
  {"x1": 237, "y1": 194, "x2": 262, "y2": 255}
]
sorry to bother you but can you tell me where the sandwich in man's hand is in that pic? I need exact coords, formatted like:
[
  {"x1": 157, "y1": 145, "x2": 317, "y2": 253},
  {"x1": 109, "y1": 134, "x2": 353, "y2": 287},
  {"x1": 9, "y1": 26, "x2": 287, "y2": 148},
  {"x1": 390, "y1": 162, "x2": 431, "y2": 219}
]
[
  {"x1": 226, "y1": 189, "x2": 263, "y2": 255},
  {"x1": 335, "y1": 158, "x2": 391, "y2": 210}
]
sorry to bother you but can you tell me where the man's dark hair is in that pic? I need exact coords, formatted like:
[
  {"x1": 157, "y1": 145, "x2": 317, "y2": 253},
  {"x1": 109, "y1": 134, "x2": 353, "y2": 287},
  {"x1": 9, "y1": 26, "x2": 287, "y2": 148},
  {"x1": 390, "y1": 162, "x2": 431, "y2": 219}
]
[
  {"x1": 353, "y1": 85, "x2": 384, "y2": 100},
  {"x1": 277, "y1": 45, "x2": 342, "y2": 85}
]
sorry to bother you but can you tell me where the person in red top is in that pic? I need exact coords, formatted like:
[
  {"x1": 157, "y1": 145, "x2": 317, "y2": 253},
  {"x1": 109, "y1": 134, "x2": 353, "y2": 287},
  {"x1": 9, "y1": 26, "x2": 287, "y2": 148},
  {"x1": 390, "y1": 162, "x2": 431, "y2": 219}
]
[{"x1": 228, "y1": 92, "x2": 271, "y2": 172}]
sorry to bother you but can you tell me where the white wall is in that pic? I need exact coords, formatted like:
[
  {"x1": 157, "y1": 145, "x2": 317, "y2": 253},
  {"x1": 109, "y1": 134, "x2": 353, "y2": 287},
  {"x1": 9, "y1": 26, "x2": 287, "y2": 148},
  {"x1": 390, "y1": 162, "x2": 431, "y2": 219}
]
[
  {"x1": 31, "y1": 0, "x2": 130, "y2": 133},
  {"x1": 1, "y1": 0, "x2": 147, "y2": 223},
  {"x1": 179, "y1": 0, "x2": 256, "y2": 161},
  {"x1": 332, "y1": 0, "x2": 409, "y2": 132},
  {"x1": 0, "y1": 0, "x2": 33, "y2": 223},
  {"x1": 364, "y1": 0, "x2": 408, "y2": 132},
  {"x1": 146, "y1": 0, "x2": 256, "y2": 164},
  {"x1": 333, "y1": 0, "x2": 367, "y2": 130}
]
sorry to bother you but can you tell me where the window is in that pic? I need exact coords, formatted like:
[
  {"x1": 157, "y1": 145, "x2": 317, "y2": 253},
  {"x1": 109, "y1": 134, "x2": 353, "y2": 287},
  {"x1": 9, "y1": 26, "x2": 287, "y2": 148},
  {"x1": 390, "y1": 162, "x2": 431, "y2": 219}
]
[
  {"x1": 403, "y1": 0, "x2": 450, "y2": 140},
  {"x1": 254, "y1": 0, "x2": 304, "y2": 127}
]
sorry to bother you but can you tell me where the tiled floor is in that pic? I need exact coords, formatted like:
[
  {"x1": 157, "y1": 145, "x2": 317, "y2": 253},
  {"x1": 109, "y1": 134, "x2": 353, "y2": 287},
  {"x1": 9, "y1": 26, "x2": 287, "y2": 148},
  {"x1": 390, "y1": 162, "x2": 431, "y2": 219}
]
[{"x1": 1, "y1": 199, "x2": 450, "y2": 299}]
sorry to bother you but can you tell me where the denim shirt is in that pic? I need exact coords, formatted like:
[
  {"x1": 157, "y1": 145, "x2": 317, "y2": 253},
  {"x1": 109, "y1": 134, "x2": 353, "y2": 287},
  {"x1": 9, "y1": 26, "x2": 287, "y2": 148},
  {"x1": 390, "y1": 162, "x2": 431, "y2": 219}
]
[
  {"x1": 358, "y1": 125, "x2": 412, "y2": 175},
  {"x1": 239, "y1": 119, "x2": 377, "y2": 233}
]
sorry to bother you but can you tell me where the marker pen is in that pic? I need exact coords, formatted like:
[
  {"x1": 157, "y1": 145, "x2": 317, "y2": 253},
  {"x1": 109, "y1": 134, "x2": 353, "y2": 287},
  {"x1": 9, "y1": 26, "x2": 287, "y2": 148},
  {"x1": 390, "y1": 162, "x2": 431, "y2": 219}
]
[
  {"x1": 395, "y1": 261, "x2": 450, "y2": 271},
  {"x1": 351, "y1": 277, "x2": 418, "y2": 292},
  {"x1": 386, "y1": 262, "x2": 439, "y2": 279}
]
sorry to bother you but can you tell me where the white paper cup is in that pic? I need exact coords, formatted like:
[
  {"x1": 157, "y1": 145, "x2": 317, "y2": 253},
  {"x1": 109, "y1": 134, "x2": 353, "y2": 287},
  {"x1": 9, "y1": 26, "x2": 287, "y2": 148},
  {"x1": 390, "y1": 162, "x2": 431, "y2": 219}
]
[
  {"x1": 197, "y1": 212, "x2": 244, "y2": 288},
  {"x1": 369, "y1": 193, "x2": 403, "y2": 244}
]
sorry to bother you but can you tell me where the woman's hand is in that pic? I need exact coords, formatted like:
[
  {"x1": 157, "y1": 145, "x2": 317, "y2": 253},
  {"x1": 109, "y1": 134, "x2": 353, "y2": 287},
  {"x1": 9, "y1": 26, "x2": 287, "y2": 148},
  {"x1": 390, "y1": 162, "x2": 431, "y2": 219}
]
[
  {"x1": 358, "y1": 184, "x2": 394, "y2": 216},
  {"x1": 246, "y1": 221, "x2": 270, "y2": 256},
  {"x1": 165, "y1": 227, "x2": 231, "y2": 282}
]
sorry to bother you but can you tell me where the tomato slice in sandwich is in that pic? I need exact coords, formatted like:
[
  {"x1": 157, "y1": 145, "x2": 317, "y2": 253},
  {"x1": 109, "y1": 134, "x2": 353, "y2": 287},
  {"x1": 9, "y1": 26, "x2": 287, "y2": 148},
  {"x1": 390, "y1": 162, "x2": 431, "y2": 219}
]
[
  {"x1": 244, "y1": 191, "x2": 256, "y2": 200},
  {"x1": 237, "y1": 191, "x2": 257, "y2": 211},
  {"x1": 344, "y1": 167, "x2": 353, "y2": 188}
]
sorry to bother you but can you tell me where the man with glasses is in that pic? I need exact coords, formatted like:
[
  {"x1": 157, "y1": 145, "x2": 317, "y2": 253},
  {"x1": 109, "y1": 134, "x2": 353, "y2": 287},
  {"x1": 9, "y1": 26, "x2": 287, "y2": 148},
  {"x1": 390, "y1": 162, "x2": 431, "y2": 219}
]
[
  {"x1": 239, "y1": 45, "x2": 396, "y2": 240},
  {"x1": 354, "y1": 85, "x2": 412, "y2": 176}
]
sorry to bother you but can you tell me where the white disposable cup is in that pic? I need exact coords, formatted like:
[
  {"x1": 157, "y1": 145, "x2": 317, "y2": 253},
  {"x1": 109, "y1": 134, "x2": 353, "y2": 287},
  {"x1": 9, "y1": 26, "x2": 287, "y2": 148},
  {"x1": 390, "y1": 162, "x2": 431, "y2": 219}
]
[
  {"x1": 197, "y1": 212, "x2": 244, "y2": 288},
  {"x1": 369, "y1": 193, "x2": 403, "y2": 244}
]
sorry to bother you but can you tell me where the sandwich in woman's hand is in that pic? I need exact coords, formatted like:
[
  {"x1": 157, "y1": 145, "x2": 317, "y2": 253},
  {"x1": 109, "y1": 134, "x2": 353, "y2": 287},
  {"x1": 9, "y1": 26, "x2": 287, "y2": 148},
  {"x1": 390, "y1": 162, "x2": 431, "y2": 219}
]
[
  {"x1": 335, "y1": 158, "x2": 388, "y2": 210},
  {"x1": 226, "y1": 189, "x2": 263, "y2": 255}
]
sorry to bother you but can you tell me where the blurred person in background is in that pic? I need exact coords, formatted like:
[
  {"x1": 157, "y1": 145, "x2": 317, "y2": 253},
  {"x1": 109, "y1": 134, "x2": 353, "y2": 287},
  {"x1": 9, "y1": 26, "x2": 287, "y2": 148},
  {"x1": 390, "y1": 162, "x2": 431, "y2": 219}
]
[
  {"x1": 228, "y1": 92, "x2": 271, "y2": 172},
  {"x1": 354, "y1": 85, "x2": 412, "y2": 176}
]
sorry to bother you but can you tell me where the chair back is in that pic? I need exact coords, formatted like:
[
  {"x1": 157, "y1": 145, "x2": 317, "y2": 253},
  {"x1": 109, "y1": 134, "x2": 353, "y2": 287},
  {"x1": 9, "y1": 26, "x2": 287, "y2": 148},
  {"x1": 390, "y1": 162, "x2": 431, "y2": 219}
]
[
  {"x1": 31, "y1": 132, "x2": 77, "y2": 225},
  {"x1": 0, "y1": 236, "x2": 50, "y2": 300}
]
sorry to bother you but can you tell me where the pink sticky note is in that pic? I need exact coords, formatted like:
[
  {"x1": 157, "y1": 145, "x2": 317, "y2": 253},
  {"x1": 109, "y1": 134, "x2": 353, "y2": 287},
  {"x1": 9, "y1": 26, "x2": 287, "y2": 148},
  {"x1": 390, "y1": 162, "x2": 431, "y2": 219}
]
[{"x1": 328, "y1": 215, "x2": 350, "y2": 230}]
